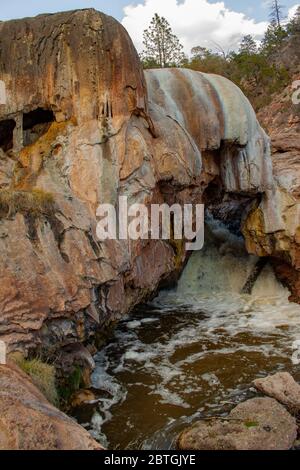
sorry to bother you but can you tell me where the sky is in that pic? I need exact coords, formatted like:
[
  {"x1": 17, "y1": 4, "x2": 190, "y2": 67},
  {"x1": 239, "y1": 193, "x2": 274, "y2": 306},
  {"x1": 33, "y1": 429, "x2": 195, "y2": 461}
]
[{"x1": 0, "y1": 0, "x2": 299, "y2": 53}]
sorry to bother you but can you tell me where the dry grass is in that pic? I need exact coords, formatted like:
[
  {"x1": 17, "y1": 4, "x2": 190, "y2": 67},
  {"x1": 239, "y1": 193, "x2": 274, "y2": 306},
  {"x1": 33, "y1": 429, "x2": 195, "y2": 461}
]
[
  {"x1": 0, "y1": 188, "x2": 55, "y2": 218},
  {"x1": 11, "y1": 355, "x2": 58, "y2": 405}
]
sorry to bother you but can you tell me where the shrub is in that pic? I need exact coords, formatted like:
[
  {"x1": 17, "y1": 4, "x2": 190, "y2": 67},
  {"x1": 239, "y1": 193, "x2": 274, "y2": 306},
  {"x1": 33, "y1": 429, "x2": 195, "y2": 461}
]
[
  {"x1": 0, "y1": 188, "x2": 55, "y2": 218},
  {"x1": 11, "y1": 354, "x2": 58, "y2": 405}
]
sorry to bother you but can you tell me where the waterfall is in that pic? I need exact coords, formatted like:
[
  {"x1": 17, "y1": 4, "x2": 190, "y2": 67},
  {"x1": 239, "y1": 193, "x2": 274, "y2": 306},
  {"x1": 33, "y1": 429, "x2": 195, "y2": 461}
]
[
  {"x1": 175, "y1": 214, "x2": 290, "y2": 300},
  {"x1": 87, "y1": 215, "x2": 300, "y2": 450}
]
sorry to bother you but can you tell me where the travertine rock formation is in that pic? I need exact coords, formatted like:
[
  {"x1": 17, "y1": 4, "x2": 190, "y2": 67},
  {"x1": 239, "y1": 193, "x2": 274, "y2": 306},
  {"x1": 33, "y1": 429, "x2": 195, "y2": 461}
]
[
  {"x1": 146, "y1": 68, "x2": 272, "y2": 194},
  {"x1": 243, "y1": 78, "x2": 300, "y2": 301},
  {"x1": 0, "y1": 362, "x2": 102, "y2": 450},
  {"x1": 0, "y1": 9, "x2": 272, "y2": 354}
]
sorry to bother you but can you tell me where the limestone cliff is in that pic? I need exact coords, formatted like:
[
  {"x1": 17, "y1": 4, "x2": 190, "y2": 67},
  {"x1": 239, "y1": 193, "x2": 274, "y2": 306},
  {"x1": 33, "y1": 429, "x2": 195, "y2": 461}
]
[{"x1": 0, "y1": 9, "x2": 272, "y2": 355}]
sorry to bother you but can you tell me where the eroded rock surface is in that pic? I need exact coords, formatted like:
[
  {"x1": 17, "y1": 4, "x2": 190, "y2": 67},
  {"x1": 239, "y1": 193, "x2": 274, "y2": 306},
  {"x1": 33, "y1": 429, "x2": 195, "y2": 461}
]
[
  {"x1": 0, "y1": 363, "x2": 102, "y2": 450},
  {"x1": 177, "y1": 397, "x2": 297, "y2": 450},
  {"x1": 0, "y1": 9, "x2": 272, "y2": 354}
]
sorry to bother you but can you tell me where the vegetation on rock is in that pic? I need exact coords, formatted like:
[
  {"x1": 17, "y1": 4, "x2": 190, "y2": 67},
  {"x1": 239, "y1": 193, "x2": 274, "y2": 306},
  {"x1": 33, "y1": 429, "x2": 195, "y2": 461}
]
[
  {"x1": 0, "y1": 188, "x2": 55, "y2": 218},
  {"x1": 10, "y1": 354, "x2": 58, "y2": 405}
]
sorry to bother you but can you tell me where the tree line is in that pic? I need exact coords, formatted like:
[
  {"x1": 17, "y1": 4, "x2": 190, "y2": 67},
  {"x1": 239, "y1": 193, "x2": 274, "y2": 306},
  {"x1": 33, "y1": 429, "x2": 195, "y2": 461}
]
[{"x1": 141, "y1": 2, "x2": 300, "y2": 109}]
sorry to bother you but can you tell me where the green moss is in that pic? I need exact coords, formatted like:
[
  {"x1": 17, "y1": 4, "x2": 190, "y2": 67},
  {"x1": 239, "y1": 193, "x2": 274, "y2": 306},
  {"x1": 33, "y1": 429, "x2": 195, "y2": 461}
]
[
  {"x1": 244, "y1": 421, "x2": 259, "y2": 428},
  {"x1": 0, "y1": 188, "x2": 55, "y2": 219},
  {"x1": 57, "y1": 366, "x2": 84, "y2": 406}
]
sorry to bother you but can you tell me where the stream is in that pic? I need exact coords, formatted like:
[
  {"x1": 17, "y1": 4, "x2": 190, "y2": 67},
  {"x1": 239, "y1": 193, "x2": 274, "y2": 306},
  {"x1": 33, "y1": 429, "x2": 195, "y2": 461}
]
[{"x1": 72, "y1": 218, "x2": 300, "y2": 449}]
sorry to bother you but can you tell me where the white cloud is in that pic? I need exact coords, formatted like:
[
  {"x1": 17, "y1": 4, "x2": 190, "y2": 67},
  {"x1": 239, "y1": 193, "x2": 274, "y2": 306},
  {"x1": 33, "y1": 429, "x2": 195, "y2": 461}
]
[
  {"x1": 121, "y1": 0, "x2": 268, "y2": 55},
  {"x1": 288, "y1": 3, "x2": 300, "y2": 20}
]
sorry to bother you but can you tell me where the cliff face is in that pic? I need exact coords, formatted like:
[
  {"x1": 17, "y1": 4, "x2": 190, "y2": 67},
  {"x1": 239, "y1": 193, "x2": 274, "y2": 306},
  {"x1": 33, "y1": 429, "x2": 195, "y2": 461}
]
[
  {"x1": 0, "y1": 9, "x2": 272, "y2": 354},
  {"x1": 243, "y1": 76, "x2": 300, "y2": 301}
]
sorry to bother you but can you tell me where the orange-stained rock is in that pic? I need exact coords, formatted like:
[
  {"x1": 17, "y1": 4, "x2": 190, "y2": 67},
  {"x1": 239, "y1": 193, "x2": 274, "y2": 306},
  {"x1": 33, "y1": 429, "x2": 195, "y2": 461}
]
[
  {"x1": 0, "y1": 10, "x2": 272, "y2": 353},
  {"x1": 0, "y1": 363, "x2": 102, "y2": 450},
  {"x1": 0, "y1": 9, "x2": 146, "y2": 127}
]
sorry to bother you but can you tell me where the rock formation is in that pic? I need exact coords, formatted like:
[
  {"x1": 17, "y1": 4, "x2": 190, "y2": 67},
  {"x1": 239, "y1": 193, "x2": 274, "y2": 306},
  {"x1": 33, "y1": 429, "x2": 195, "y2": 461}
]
[
  {"x1": 0, "y1": 9, "x2": 272, "y2": 356},
  {"x1": 254, "y1": 372, "x2": 300, "y2": 414},
  {"x1": 243, "y1": 77, "x2": 300, "y2": 301},
  {"x1": 177, "y1": 397, "x2": 298, "y2": 451},
  {"x1": 178, "y1": 372, "x2": 300, "y2": 451},
  {"x1": 0, "y1": 362, "x2": 102, "y2": 450}
]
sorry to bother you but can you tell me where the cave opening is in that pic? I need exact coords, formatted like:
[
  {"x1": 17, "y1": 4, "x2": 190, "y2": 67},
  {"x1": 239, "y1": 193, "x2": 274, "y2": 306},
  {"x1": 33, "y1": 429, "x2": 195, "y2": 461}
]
[
  {"x1": 0, "y1": 119, "x2": 16, "y2": 153},
  {"x1": 23, "y1": 108, "x2": 55, "y2": 146}
]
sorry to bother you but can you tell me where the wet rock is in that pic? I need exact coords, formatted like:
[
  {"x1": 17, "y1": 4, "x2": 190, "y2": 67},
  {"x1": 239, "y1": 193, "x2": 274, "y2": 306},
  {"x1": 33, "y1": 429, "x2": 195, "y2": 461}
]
[
  {"x1": 70, "y1": 390, "x2": 97, "y2": 408},
  {"x1": 0, "y1": 363, "x2": 102, "y2": 450},
  {"x1": 254, "y1": 372, "x2": 300, "y2": 413},
  {"x1": 56, "y1": 343, "x2": 96, "y2": 386},
  {"x1": 177, "y1": 398, "x2": 297, "y2": 450},
  {"x1": 292, "y1": 439, "x2": 300, "y2": 450}
]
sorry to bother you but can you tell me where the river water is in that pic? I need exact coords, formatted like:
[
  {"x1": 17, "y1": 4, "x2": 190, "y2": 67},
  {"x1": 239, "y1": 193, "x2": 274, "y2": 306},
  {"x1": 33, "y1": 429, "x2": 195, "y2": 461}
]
[{"x1": 74, "y1": 220, "x2": 300, "y2": 449}]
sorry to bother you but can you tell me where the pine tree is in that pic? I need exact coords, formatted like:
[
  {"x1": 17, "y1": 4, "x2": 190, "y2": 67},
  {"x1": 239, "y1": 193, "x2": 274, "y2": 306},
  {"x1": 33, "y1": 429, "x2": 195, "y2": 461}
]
[
  {"x1": 191, "y1": 46, "x2": 212, "y2": 61},
  {"x1": 141, "y1": 14, "x2": 185, "y2": 68},
  {"x1": 238, "y1": 35, "x2": 257, "y2": 55},
  {"x1": 269, "y1": 0, "x2": 285, "y2": 28},
  {"x1": 260, "y1": 21, "x2": 288, "y2": 57},
  {"x1": 287, "y1": 5, "x2": 300, "y2": 36}
]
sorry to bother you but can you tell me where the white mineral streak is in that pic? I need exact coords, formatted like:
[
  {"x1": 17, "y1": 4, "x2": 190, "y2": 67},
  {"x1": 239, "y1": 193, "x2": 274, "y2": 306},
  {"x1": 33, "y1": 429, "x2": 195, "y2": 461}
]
[
  {"x1": 0, "y1": 80, "x2": 6, "y2": 105},
  {"x1": 146, "y1": 69, "x2": 274, "y2": 195},
  {"x1": 0, "y1": 340, "x2": 6, "y2": 365},
  {"x1": 203, "y1": 73, "x2": 273, "y2": 194}
]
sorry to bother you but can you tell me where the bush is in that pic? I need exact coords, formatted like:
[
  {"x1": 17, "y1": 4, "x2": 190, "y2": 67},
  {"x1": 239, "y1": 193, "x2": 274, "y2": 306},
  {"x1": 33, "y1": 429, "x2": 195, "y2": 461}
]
[
  {"x1": 0, "y1": 188, "x2": 55, "y2": 218},
  {"x1": 11, "y1": 355, "x2": 58, "y2": 405}
]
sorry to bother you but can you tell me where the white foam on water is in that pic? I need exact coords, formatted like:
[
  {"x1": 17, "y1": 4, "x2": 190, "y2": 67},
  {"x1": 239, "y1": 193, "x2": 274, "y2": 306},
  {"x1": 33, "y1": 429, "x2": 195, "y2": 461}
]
[
  {"x1": 140, "y1": 318, "x2": 159, "y2": 324},
  {"x1": 151, "y1": 385, "x2": 191, "y2": 409},
  {"x1": 89, "y1": 411, "x2": 109, "y2": 448},
  {"x1": 89, "y1": 216, "x2": 300, "y2": 448},
  {"x1": 90, "y1": 351, "x2": 128, "y2": 445},
  {"x1": 201, "y1": 373, "x2": 220, "y2": 386},
  {"x1": 127, "y1": 320, "x2": 142, "y2": 329},
  {"x1": 124, "y1": 350, "x2": 157, "y2": 362},
  {"x1": 154, "y1": 215, "x2": 300, "y2": 341}
]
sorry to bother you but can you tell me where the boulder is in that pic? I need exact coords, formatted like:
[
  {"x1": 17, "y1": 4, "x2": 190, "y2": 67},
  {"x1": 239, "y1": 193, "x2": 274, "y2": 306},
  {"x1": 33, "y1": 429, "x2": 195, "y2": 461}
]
[
  {"x1": 253, "y1": 372, "x2": 300, "y2": 413},
  {"x1": 0, "y1": 363, "x2": 102, "y2": 450},
  {"x1": 177, "y1": 397, "x2": 297, "y2": 450}
]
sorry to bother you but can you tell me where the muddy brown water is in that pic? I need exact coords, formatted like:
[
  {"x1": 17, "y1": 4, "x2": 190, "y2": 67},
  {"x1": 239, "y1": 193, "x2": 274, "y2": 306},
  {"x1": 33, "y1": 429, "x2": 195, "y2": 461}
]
[{"x1": 72, "y1": 223, "x2": 300, "y2": 449}]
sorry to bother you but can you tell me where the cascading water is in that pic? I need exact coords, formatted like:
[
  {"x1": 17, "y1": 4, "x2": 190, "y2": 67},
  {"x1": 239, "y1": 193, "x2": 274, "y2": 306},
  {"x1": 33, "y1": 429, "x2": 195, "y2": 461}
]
[{"x1": 72, "y1": 216, "x2": 300, "y2": 450}]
